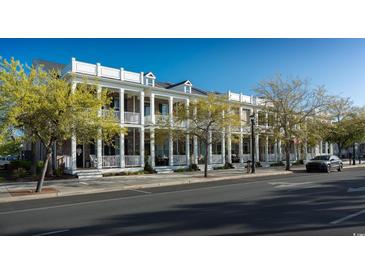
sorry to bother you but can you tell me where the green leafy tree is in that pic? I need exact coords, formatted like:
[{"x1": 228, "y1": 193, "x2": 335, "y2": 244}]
[
  {"x1": 159, "y1": 94, "x2": 239, "y2": 177},
  {"x1": 254, "y1": 75, "x2": 330, "y2": 170},
  {"x1": 0, "y1": 58, "x2": 125, "y2": 192}
]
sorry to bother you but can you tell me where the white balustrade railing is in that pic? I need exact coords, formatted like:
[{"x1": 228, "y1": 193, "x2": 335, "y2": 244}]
[
  {"x1": 144, "y1": 115, "x2": 153, "y2": 124},
  {"x1": 211, "y1": 154, "x2": 223, "y2": 164},
  {"x1": 241, "y1": 154, "x2": 251, "y2": 162},
  {"x1": 267, "y1": 154, "x2": 276, "y2": 162},
  {"x1": 124, "y1": 112, "x2": 140, "y2": 124},
  {"x1": 102, "y1": 109, "x2": 120, "y2": 121},
  {"x1": 100, "y1": 66, "x2": 120, "y2": 79},
  {"x1": 124, "y1": 70, "x2": 141, "y2": 83},
  {"x1": 125, "y1": 155, "x2": 141, "y2": 167},
  {"x1": 102, "y1": 155, "x2": 120, "y2": 167},
  {"x1": 155, "y1": 114, "x2": 169, "y2": 124},
  {"x1": 173, "y1": 155, "x2": 187, "y2": 166},
  {"x1": 75, "y1": 61, "x2": 97, "y2": 75}
]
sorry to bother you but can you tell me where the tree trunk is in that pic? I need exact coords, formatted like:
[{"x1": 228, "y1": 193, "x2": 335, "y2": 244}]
[
  {"x1": 36, "y1": 151, "x2": 51, "y2": 193},
  {"x1": 46, "y1": 152, "x2": 53, "y2": 177},
  {"x1": 353, "y1": 144, "x2": 356, "y2": 165},
  {"x1": 30, "y1": 141, "x2": 37, "y2": 176},
  {"x1": 285, "y1": 143, "x2": 290, "y2": 171},
  {"x1": 204, "y1": 143, "x2": 209, "y2": 178}
]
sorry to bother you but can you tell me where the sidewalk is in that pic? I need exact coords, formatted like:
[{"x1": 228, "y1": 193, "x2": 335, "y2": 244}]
[{"x1": 0, "y1": 163, "x2": 364, "y2": 204}]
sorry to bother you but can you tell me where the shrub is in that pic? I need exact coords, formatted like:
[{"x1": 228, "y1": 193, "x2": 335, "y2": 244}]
[
  {"x1": 9, "y1": 160, "x2": 32, "y2": 171},
  {"x1": 292, "y1": 160, "x2": 304, "y2": 165},
  {"x1": 189, "y1": 164, "x2": 200, "y2": 171},
  {"x1": 270, "y1": 161, "x2": 285, "y2": 167},
  {"x1": 12, "y1": 167, "x2": 27, "y2": 178},
  {"x1": 54, "y1": 167, "x2": 63, "y2": 176},
  {"x1": 144, "y1": 161, "x2": 156, "y2": 174},
  {"x1": 174, "y1": 168, "x2": 187, "y2": 172},
  {"x1": 223, "y1": 163, "x2": 234, "y2": 169},
  {"x1": 36, "y1": 161, "x2": 44, "y2": 174}
]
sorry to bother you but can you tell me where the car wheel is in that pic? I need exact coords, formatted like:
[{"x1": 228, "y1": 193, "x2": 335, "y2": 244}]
[
  {"x1": 326, "y1": 165, "x2": 331, "y2": 173},
  {"x1": 338, "y1": 164, "x2": 343, "y2": 172}
]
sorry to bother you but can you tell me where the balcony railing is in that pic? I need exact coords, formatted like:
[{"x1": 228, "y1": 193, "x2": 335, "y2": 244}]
[
  {"x1": 173, "y1": 155, "x2": 187, "y2": 166},
  {"x1": 211, "y1": 154, "x2": 223, "y2": 164},
  {"x1": 102, "y1": 155, "x2": 120, "y2": 167},
  {"x1": 102, "y1": 109, "x2": 120, "y2": 121},
  {"x1": 124, "y1": 112, "x2": 140, "y2": 124},
  {"x1": 267, "y1": 154, "x2": 277, "y2": 162},
  {"x1": 125, "y1": 155, "x2": 141, "y2": 167}
]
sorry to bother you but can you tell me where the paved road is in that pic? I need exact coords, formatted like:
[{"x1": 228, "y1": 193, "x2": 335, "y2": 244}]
[{"x1": 1, "y1": 167, "x2": 365, "y2": 235}]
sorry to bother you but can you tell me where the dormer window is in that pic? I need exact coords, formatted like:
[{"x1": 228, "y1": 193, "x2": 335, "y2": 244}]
[
  {"x1": 184, "y1": 80, "x2": 192, "y2": 93},
  {"x1": 144, "y1": 72, "x2": 156, "y2": 87}
]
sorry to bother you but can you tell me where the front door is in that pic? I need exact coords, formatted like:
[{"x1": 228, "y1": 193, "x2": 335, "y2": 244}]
[{"x1": 76, "y1": 144, "x2": 84, "y2": 168}]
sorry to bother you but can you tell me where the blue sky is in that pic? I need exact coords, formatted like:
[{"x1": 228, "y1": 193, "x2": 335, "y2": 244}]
[{"x1": 1, "y1": 38, "x2": 365, "y2": 105}]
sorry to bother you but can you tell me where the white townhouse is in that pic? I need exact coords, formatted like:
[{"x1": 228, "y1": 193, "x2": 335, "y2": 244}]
[{"x1": 26, "y1": 58, "x2": 333, "y2": 178}]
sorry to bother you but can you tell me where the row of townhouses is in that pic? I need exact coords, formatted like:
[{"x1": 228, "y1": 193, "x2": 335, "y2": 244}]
[{"x1": 24, "y1": 58, "x2": 334, "y2": 177}]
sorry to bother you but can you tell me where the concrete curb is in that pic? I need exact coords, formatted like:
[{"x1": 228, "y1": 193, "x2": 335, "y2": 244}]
[{"x1": 0, "y1": 170, "x2": 293, "y2": 204}]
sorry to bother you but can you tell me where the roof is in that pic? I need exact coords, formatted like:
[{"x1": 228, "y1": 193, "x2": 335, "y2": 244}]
[
  {"x1": 155, "y1": 81, "x2": 207, "y2": 95},
  {"x1": 32, "y1": 59, "x2": 66, "y2": 73}
]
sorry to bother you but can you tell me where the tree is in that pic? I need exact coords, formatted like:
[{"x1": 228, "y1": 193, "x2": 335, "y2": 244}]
[
  {"x1": 0, "y1": 58, "x2": 124, "y2": 192},
  {"x1": 254, "y1": 75, "x2": 329, "y2": 170},
  {"x1": 321, "y1": 97, "x2": 355, "y2": 156},
  {"x1": 161, "y1": 94, "x2": 239, "y2": 177},
  {"x1": 322, "y1": 106, "x2": 365, "y2": 162}
]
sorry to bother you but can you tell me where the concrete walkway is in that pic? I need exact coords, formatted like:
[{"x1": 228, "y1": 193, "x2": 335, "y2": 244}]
[{"x1": 0, "y1": 163, "x2": 364, "y2": 203}]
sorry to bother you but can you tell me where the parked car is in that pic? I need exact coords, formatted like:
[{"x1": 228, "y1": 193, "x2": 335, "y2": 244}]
[
  {"x1": 0, "y1": 156, "x2": 10, "y2": 169},
  {"x1": 306, "y1": 155, "x2": 343, "y2": 173}
]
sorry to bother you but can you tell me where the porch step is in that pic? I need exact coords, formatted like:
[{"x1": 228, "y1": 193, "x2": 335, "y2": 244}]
[
  {"x1": 154, "y1": 167, "x2": 174, "y2": 174},
  {"x1": 75, "y1": 169, "x2": 103, "y2": 180}
]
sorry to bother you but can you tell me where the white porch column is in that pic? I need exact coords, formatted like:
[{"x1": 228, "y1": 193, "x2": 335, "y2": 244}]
[
  {"x1": 255, "y1": 134, "x2": 260, "y2": 163},
  {"x1": 169, "y1": 96, "x2": 173, "y2": 126},
  {"x1": 140, "y1": 91, "x2": 144, "y2": 125},
  {"x1": 274, "y1": 140, "x2": 278, "y2": 161},
  {"x1": 96, "y1": 137, "x2": 102, "y2": 169},
  {"x1": 208, "y1": 131, "x2": 212, "y2": 165},
  {"x1": 186, "y1": 134, "x2": 190, "y2": 166},
  {"x1": 151, "y1": 92, "x2": 155, "y2": 124},
  {"x1": 227, "y1": 130, "x2": 232, "y2": 164},
  {"x1": 277, "y1": 140, "x2": 282, "y2": 161},
  {"x1": 293, "y1": 143, "x2": 298, "y2": 161},
  {"x1": 140, "y1": 127, "x2": 145, "y2": 167},
  {"x1": 304, "y1": 142, "x2": 308, "y2": 161},
  {"x1": 169, "y1": 130, "x2": 173, "y2": 166},
  {"x1": 265, "y1": 135, "x2": 269, "y2": 162},
  {"x1": 119, "y1": 88, "x2": 125, "y2": 124},
  {"x1": 222, "y1": 131, "x2": 226, "y2": 164},
  {"x1": 96, "y1": 85, "x2": 102, "y2": 169},
  {"x1": 193, "y1": 136, "x2": 198, "y2": 164},
  {"x1": 71, "y1": 135, "x2": 77, "y2": 172},
  {"x1": 185, "y1": 98, "x2": 190, "y2": 165},
  {"x1": 319, "y1": 140, "x2": 323, "y2": 155},
  {"x1": 239, "y1": 133, "x2": 244, "y2": 164},
  {"x1": 150, "y1": 128, "x2": 155, "y2": 167},
  {"x1": 325, "y1": 142, "x2": 329, "y2": 154},
  {"x1": 315, "y1": 143, "x2": 320, "y2": 155},
  {"x1": 120, "y1": 133, "x2": 125, "y2": 168},
  {"x1": 329, "y1": 143, "x2": 334, "y2": 155},
  {"x1": 70, "y1": 81, "x2": 77, "y2": 172}
]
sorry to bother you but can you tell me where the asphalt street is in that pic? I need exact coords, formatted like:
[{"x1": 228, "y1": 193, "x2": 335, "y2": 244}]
[{"x1": 1, "y1": 167, "x2": 365, "y2": 235}]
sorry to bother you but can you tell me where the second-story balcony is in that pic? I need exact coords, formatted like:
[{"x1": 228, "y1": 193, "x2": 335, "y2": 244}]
[
  {"x1": 101, "y1": 109, "x2": 120, "y2": 122},
  {"x1": 125, "y1": 111, "x2": 140, "y2": 124}
]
